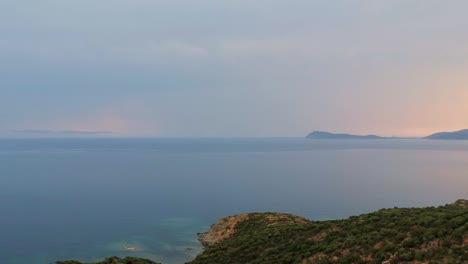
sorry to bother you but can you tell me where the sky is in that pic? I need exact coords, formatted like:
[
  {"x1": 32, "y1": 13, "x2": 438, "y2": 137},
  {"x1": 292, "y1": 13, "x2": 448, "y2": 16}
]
[{"x1": 1, "y1": 0, "x2": 468, "y2": 137}]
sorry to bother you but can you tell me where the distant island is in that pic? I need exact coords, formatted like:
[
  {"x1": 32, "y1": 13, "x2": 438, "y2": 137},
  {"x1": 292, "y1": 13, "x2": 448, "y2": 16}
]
[
  {"x1": 307, "y1": 129, "x2": 468, "y2": 140},
  {"x1": 306, "y1": 131, "x2": 388, "y2": 140},
  {"x1": 58, "y1": 199, "x2": 468, "y2": 264},
  {"x1": 425, "y1": 129, "x2": 468, "y2": 140}
]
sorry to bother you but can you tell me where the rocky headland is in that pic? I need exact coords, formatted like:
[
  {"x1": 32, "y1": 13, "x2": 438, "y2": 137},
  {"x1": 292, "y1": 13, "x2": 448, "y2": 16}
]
[{"x1": 58, "y1": 200, "x2": 468, "y2": 264}]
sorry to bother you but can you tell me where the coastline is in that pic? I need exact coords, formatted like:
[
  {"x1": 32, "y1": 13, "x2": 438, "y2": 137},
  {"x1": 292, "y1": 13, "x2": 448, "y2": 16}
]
[{"x1": 56, "y1": 199, "x2": 467, "y2": 263}]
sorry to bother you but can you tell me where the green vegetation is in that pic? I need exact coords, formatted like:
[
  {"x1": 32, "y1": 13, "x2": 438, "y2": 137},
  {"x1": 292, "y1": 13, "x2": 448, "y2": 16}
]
[
  {"x1": 189, "y1": 200, "x2": 467, "y2": 264},
  {"x1": 56, "y1": 200, "x2": 467, "y2": 264},
  {"x1": 55, "y1": 256, "x2": 161, "y2": 264}
]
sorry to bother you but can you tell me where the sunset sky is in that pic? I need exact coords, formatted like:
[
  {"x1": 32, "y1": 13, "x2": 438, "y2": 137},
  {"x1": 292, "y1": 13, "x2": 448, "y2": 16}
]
[{"x1": 1, "y1": 0, "x2": 468, "y2": 137}]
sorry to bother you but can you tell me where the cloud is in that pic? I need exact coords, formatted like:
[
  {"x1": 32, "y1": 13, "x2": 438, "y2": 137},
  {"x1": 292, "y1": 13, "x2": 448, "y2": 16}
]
[
  {"x1": 0, "y1": 38, "x2": 210, "y2": 65},
  {"x1": 13, "y1": 129, "x2": 112, "y2": 136},
  {"x1": 107, "y1": 41, "x2": 209, "y2": 64},
  {"x1": 60, "y1": 130, "x2": 113, "y2": 135},
  {"x1": 2, "y1": 1, "x2": 468, "y2": 137},
  {"x1": 13, "y1": 129, "x2": 54, "y2": 134}
]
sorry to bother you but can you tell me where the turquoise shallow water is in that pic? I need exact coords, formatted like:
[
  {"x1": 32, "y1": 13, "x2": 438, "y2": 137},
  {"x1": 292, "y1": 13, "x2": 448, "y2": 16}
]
[{"x1": 0, "y1": 138, "x2": 467, "y2": 263}]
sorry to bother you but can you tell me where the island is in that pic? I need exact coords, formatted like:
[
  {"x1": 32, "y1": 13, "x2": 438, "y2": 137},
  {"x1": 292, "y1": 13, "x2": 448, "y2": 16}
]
[
  {"x1": 57, "y1": 199, "x2": 467, "y2": 264},
  {"x1": 306, "y1": 131, "x2": 387, "y2": 140},
  {"x1": 425, "y1": 129, "x2": 468, "y2": 140},
  {"x1": 307, "y1": 129, "x2": 468, "y2": 140}
]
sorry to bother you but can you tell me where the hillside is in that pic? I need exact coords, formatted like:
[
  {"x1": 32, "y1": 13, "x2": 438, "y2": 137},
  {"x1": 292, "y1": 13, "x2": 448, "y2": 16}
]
[
  {"x1": 189, "y1": 200, "x2": 467, "y2": 264},
  {"x1": 57, "y1": 200, "x2": 467, "y2": 264},
  {"x1": 425, "y1": 129, "x2": 468, "y2": 140}
]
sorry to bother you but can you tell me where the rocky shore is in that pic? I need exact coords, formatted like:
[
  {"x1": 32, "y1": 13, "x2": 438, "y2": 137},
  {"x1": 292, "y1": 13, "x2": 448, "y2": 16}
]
[{"x1": 57, "y1": 199, "x2": 468, "y2": 264}]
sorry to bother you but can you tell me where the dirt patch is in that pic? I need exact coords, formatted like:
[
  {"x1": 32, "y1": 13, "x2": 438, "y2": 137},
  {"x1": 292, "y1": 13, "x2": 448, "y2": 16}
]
[
  {"x1": 265, "y1": 214, "x2": 308, "y2": 224},
  {"x1": 302, "y1": 253, "x2": 327, "y2": 264},
  {"x1": 454, "y1": 199, "x2": 468, "y2": 208},
  {"x1": 373, "y1": 241, "x2": 383, "y2": 249},
  {"x1": 198, "y1": 214, "x2": 249, "y2": 246}
]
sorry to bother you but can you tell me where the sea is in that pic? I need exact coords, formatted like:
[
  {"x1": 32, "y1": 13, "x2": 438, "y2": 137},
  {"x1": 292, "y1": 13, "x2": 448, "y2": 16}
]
[{"x1": 0, "y1": 138, "x2": 467, "y2": 264}]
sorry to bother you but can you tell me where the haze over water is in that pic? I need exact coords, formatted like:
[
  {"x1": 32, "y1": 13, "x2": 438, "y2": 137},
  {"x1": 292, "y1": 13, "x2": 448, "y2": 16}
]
[{"x1": 0, "y1": 138, "x2": 467, "y2": 264}]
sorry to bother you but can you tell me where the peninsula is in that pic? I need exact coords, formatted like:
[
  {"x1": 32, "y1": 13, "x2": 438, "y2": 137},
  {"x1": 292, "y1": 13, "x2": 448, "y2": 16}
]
[{"x1": 58, "y1": 199, "x2": 468, "y2": 264}]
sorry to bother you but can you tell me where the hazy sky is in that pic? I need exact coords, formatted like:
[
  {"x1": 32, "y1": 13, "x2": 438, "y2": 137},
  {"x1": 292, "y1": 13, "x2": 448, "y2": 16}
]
[{"x1": 1, "y1": 0, "x2": 468, "y2": 137}]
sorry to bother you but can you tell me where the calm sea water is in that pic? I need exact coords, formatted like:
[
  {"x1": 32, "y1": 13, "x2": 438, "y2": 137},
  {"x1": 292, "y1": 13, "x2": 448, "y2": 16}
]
[{"x1": 0, "y1": 138, "x2": 467, "y2": 264}]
